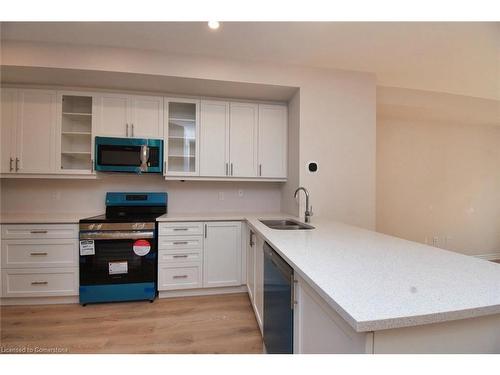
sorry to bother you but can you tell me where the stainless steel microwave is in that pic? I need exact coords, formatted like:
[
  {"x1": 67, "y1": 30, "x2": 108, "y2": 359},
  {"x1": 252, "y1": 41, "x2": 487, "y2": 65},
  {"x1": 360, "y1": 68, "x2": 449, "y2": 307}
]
[{"x1": 95, "y1": 137, "x2": 163, "y2": 173}]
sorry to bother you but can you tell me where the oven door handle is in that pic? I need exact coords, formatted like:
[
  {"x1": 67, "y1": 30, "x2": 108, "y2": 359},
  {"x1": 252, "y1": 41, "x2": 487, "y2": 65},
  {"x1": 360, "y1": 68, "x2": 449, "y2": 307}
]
[{"x1": 80, "y1": 231, "x2": 155, "y2": 240}]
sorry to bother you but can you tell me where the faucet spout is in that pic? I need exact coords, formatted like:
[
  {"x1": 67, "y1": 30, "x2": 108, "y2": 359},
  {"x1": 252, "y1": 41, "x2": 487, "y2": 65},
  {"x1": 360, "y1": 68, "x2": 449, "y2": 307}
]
[{"x1": 294, "y1": 187, "x2": 313, "y2": 223}]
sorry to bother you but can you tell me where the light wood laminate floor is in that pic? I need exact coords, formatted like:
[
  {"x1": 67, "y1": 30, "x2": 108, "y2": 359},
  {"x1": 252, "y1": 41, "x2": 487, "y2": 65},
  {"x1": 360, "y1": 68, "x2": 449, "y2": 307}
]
[{"x1": 0, "y1": 293, "x2": 263, "y2": 354}]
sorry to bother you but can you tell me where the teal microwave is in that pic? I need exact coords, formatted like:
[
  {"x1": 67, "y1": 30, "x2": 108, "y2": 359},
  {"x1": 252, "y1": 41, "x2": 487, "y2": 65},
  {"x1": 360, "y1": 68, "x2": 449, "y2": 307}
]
[{"x1": 95, "y1": 137, "x2": 163, "y2": 173}]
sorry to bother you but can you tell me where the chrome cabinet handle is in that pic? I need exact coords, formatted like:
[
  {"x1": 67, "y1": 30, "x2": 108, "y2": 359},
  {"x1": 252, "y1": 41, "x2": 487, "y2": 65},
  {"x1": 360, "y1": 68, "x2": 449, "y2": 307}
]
[
  {"x1": 249, "y1": 230, "x2": 254, "y2": 247},
  {"x1": 91, "y1": 159, "x2": 94, "y2": 173},
  {"x1": 30, "y1": 230, "x2": 48, "y2": 234},
  {"x1": 173, "y1": 255, "x2": 188, "y2": 258},
  {"x1": 31, "y1": 281, "x2": 48, "y2": 285},
  {"x1": 15, "y1": 157, "x2": 19, "y2": 172},
  {"x1": 173, "y1": 241, "x2": 188, "y2": 245},
  {"x1": 259, "y1": 164, "x2": 262, "y2": 176},
  {"x1": 126, "y1": 123, "x2": 129, "y2": 137},
  {"x1": 230, "y1": 163, "x2": 233, "y2": 176},
  {"x1": 204, "y1": 224, "x2": 207, "y2": 238},
  {"x1": 9, "y1": 157, "x2": 13, "y2": 172},
  {"x1": 131, "y1": 123, "x2": 134, "y2": 137},
  {"x1": 173, "y1": 228, "x2": 188, "y2": 231},
  {"x1": 173, "y1": 275, "x2": 188, "y2": 279},
  {"x1": 225, "y1": 163, "x2": 228, "y2": 176},
  {"x1": 30, "y1": 252, "x2": 48, "y2": 256}
]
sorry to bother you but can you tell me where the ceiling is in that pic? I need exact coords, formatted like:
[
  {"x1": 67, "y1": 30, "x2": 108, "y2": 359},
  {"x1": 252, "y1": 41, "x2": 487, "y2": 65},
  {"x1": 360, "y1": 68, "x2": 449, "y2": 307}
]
[{"x1": 1, "y1": 22, "x2": 499, "y2": 100}]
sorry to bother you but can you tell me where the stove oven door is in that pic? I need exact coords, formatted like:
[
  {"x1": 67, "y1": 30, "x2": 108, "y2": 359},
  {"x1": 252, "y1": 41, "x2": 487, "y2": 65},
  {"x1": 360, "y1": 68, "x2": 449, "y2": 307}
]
[{"x1": 79, "y1": 230, "x2": 157, "y2": 285}]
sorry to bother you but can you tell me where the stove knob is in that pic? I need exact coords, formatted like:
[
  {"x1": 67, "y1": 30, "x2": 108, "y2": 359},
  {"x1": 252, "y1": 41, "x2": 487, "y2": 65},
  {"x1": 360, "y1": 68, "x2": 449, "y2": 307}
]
[
  {"x1": 96, "y1": 224, "x2": 103, "y2": 230},
  {"x1": 89, "y1": 224, "x2": 95, "y2": 230}
]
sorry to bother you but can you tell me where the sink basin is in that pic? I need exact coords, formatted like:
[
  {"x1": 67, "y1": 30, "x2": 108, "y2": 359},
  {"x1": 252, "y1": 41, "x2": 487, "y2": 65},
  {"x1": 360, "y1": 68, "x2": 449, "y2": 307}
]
[{"x1": 260, "y1": 219, "x2": 315, "y2": 230}]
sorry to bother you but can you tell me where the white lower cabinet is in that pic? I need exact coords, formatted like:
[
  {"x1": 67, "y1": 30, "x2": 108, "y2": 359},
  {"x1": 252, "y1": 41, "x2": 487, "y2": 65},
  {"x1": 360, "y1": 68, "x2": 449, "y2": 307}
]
[
  {"x1": 157, "y1": 221, "x2": 243, "y2": 293},
  {"x1": 158, "y1": 263, "x2": 202, "y2": 290},
  {"x1": 293, "y1": 274, "x2": 372, "y2": 354},
  {"x1": 253, "y1": 233, "x2": 264, "y2": 332},
  {"x1": 203, "y1": 222, "x2": 242, "y2": 288},
  {"x1": 0, "y1": 224, "x2": 79, "y2": 299}
]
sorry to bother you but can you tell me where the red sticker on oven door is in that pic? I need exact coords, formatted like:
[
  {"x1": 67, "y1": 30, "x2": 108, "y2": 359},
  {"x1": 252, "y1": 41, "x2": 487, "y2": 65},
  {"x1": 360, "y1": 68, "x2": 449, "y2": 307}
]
[{"x1": 133, "y1": 239, "x2": 151, "y2": 256}]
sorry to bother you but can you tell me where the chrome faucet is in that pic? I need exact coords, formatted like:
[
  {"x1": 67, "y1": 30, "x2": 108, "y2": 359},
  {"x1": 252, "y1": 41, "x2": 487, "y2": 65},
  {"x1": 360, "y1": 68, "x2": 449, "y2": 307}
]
[{"x1": 294, "y1": 187, "x2": 313, "y2": 223}]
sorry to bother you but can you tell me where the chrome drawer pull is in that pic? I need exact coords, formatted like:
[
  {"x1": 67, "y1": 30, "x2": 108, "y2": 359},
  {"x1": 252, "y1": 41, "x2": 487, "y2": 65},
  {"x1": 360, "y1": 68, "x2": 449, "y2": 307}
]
[
  {"x1": 30, "y1": 252, "x2": 48, "y2": 256},
  {"x1": 173, "y1": 255, "x2": 188, "y2": 258},
  {"x1": 31, "y1": 281, "x2": 48, "y2": 285},
  {"x1": 173, "y1": 228, "x2": 188, "y2": 231},
  {"x1": 173, "y1": 241, "x2": 189, "y2": 245},
  {"x1": 173, "y1": 275, "x2": 188, "y2": 279},
  {"x1": 30, "y1": 230, "x2": 48, "y2": 234}
]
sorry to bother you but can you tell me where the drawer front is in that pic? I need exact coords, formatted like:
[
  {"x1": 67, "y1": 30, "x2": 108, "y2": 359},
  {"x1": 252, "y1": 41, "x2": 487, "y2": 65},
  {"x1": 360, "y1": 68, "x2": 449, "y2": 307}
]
[
  {"x1": 158, "y1": 235, "x2": 203, "y2": 251},
  {"x1": 1, "y1": 224, "x2": 78, "y2": 239},
  {"x1": 1, "y1": 239, "x2": 78, "y2": 268},
  {"x1": 159, "y1": 222, "x2": 204, "y2": 236},
  {"x1": 2, "y1": 267, "x2": 79, "y2": 297},
  {"x1": 158, "y1": 251, "x2": 201, "y2": 264},
  {"x1": 158, "y1": 264, "x2": 202, "y2": 291}
]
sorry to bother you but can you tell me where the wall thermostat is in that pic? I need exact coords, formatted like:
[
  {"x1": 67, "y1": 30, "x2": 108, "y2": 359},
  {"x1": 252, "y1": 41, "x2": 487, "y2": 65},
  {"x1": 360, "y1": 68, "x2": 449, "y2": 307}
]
[{"x1": 308, "y1": 161, "x2": 318, "y2": 173}]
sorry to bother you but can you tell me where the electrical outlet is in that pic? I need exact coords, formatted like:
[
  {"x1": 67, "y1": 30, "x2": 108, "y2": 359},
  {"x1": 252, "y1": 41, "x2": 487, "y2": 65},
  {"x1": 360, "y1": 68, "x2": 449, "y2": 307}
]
[
  {"x1": 432, "y1": 236, "x2": 439, "y2": 247},
  {"x1": 218, "y1": 192, "x2": 224, "y2": 201},
  {"x1": 238, "y1": 189, "x2": 244, "y2": 198}
]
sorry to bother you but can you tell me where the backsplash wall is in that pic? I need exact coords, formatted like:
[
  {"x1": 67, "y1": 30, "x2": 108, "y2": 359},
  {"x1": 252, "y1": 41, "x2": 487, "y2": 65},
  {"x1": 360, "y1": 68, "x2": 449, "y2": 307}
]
[{"x1": 0, "y1": 175, "x2": 283, "y2": 215}]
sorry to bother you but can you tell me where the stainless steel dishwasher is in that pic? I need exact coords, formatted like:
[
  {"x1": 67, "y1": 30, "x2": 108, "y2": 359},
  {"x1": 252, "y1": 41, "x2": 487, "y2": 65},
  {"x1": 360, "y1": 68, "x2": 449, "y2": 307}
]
[{"x1": 263, "y1": 242, "x2": 294, "y2": 354}]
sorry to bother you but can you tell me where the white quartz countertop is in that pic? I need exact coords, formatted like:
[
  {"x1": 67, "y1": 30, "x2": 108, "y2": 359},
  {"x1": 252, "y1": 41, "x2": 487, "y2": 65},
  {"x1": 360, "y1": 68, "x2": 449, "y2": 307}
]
[
  {"x1": 158, "y1": 212, "x2": 500, "y2": 332},
  {"x1": 0, "y1": 212, "x2": 100, "y2": 224}
]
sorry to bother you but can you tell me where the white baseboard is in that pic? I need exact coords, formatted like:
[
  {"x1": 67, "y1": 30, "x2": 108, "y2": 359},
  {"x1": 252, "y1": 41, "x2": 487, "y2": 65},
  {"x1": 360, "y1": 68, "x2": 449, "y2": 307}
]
[
  {"x1": 0, "y1": 296, "x2": 79, "y2": 306},
  {"x1": 158, "y1": 285, "x2": 247, "y2": 299},
  {"x1": 474, "y1": 252, "x2": 500, "y2": 261}
]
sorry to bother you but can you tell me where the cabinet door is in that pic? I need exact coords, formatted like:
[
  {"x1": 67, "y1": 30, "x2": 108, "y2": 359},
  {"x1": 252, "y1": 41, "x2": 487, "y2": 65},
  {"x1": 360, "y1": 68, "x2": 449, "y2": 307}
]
[
  {"x1": 203, "y1": 222, "x2": 242, "y2": 288},
  {"x1": 229, "y1": 102, "x2": 258, "y2": 177},
  {"x1": 129, "y1": 95, "x2": 163, "y2": 138},
  {"x1": 165, "y1": 98, "x2": 200, "y2": 176},
  {"x1": 258, "y1": 104, "x2": 287, "y2": 178},
  {"x1": 246, "y1": 228, "x2": 256, "y2": 303},
  {"x1": 199, "y1": 100, "x2": 229, "y2": 177},
  {"x1": 254, "y1": 233, "x2": 264, "y2": 332},
  {"x1": 96, "y1": 93, "x2": 129, "y2": 137},
  {"x1": 1, "y1": 88, "x2": 17, "y2": 173},
  {"x1": 16, "y1": 89, "x2": 57, "y2": 173}
]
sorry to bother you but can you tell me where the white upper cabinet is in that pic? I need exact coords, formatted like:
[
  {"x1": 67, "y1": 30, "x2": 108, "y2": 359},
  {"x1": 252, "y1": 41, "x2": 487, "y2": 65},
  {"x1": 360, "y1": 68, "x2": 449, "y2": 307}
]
[
  {"x1": 165, "y1": 98, "x2": 200, "y2": 176},
  {"x1": 96, "y1": 93, "x2": 129, "y2": 137},
  {"x1": 203, "y1": 222, "x2": 242, "y2": 288},
  {"x1": 229, "y1": 102, "x2": 258, "y2": 177},
  {"x1": 129, "y1": 95, "x2": 164, "y2": 138},
  {"x1": 258, "y1": 104, "x2": 288, "y2": 178},
  {"x1": 16, "y1": 89, "x2": 57, "y2": 174},
  {"x1": 200, "y1": 100, "x2": 229, "y2": 177},
  {"x1": 57, "y1": 91, "x2": 96, "y2": 174},
  {"x1": 1, "y1": 88, "x2": 17, "y2": 173},
  {"x1": 96, "y1": 93, "x2": 163, "y2": 139}
]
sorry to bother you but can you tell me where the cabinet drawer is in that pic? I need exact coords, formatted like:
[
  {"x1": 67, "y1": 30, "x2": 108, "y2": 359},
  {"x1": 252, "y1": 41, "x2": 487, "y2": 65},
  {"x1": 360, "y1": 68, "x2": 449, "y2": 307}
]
[
  {"x1": 159, "y1": 222, "x2": 204, "y2": 236},
  {"x1": 158, "y1": 235, "x2": 203, "y2": 251},
  {"x1": 1, "y1": 239, "x2": 78, "y2": 268},
  {"x1": 1, "y1": 267, "x2": 79, "y2": 297},
  {"x1": 158, "y1": 251, "x2": 201, "y2": 264},
  {"x1": 1, "y1": 224, "x2": 78, "y2": 239},
  {"x1": 158, "y1": 264, "x2": 202, "y2": 291}
]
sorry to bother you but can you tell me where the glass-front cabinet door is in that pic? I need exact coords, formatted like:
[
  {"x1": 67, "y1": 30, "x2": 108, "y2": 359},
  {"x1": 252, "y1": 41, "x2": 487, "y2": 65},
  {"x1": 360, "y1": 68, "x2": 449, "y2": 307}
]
[
  {"x1": 56, "y1": 91, "x2": 96, "y2": 175},
  {"x1": 164, "y1": 98, "x2": 200, "y2": 176}
]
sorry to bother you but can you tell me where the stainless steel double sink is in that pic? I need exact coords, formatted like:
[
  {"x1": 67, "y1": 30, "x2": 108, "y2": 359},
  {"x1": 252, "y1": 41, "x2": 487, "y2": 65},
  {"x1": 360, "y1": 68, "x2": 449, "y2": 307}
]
[{"x1": 259, "y1": 219, "x2": 315, "y2": 230}]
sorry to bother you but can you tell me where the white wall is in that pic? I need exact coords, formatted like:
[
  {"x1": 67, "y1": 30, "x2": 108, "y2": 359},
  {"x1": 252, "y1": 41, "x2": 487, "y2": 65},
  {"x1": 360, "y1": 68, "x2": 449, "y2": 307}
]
[
  {"x1": 0, "y1": 175, "x2": 282, "y2": 215},
  {"x1": 1, "y1": 41, "x2": 376, "y2": 229},
  {"x1": 377, "y1": 87, "x2": 500, "y2": 257}
]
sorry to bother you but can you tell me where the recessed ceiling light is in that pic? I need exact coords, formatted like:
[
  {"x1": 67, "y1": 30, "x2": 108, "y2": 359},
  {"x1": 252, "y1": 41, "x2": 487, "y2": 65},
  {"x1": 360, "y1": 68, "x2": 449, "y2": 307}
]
[{"x1": 208, "y1": 21, "x2": 220, "y2": 30}]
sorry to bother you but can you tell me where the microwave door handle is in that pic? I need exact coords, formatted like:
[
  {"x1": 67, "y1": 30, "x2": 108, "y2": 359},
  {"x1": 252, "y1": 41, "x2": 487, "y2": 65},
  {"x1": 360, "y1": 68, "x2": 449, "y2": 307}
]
[{"x1": 140, "y1": 145, "x2": 150, "y2": 172}]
